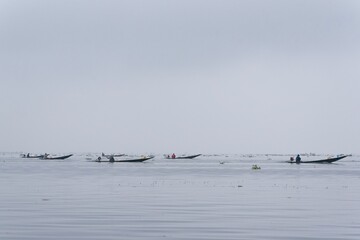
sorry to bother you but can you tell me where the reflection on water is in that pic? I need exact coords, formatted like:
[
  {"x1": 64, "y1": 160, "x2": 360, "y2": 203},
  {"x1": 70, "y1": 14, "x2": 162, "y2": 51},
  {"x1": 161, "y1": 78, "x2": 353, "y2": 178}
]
[{"x1": 0, "y1": 154, "x2": 359, "y2": 239}]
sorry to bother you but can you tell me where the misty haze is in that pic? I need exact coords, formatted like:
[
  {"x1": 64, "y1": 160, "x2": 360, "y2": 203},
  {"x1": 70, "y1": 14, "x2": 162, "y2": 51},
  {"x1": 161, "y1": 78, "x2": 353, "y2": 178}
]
[{"x1": 1, "y1": 1, "x2": 360, "y2": 240}]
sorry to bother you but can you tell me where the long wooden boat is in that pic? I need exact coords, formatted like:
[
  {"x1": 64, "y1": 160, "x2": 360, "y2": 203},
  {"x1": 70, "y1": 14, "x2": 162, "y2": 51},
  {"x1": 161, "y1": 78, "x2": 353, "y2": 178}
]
[
  {"x1": 95, "y1": 156, "x2": 154, "y2": 163},
  {"x1": 287, "y1": 155, "x2": 348, "y2": 164},
  {"x1": 40, "y1": 154, "x2": 73, "y2": 160},
  {"x1": 165, "y1": 154, "x2": 202, "y2": 159},
  {"x1": 176, "y1": 154, "x2": 202, "y2": 159}
]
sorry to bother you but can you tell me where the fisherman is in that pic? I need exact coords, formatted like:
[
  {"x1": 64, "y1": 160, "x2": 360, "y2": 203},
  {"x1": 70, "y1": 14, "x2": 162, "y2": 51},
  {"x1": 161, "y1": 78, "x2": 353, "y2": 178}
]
[
  {"x1": 296, "y1": 154, "x2": 301, "y2": 163},
  {"x1": 171, "y1": 153, "x2": 176, "y2": 159}
]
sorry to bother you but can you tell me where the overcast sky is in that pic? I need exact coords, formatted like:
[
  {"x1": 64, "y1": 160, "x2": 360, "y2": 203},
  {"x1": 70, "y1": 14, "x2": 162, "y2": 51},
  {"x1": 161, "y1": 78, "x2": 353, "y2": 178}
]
[{"x1": 1, "y1": 0, "x2": 359, "y2": 154}]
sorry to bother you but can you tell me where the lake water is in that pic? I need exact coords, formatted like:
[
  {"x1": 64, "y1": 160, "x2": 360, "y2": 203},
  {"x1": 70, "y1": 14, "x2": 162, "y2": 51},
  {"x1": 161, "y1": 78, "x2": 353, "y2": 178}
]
[{"x1": 1, "y1": 153, "x2": 359, "y2": 240}]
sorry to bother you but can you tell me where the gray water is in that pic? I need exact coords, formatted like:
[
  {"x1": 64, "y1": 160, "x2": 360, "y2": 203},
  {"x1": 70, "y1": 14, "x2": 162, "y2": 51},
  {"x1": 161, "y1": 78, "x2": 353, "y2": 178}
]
[{"x1": 1, "y1": 153, "x2": 359, "y2": 240}]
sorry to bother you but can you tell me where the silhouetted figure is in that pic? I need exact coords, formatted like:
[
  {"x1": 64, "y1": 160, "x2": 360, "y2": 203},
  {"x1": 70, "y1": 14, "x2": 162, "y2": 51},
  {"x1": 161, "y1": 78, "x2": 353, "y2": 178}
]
[
  {"x1": 171, "y1": 153, "x2": 176, "y2": 159},
  {"x1": 109, "y1": 156, "x2": 115, "y2": 162},
  {"x1": 296, "y1": 154, "x2": 301, "y2": 164}
]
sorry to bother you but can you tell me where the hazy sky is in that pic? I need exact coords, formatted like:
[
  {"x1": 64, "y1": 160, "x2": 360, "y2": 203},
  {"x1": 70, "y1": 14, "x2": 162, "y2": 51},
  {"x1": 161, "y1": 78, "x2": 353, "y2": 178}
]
[{"x1": 1, "y1": 0, "x2": 360, "y2": 154}]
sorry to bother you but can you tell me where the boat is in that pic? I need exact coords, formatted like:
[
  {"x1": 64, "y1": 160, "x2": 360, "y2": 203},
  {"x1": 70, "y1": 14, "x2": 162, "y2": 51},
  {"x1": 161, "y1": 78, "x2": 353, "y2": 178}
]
[
  {"x1": 176, "y1": 154, "x2": 202, "y2": 159},
  {"x1": 164, "y1": 154, "x2": 202, "y2": 159},
  {"x1": 287, "y1": 155, "x2": 348, "y2": 164},
  {"x1": 40, "y1": 154, "x2": 73, "y2": 160},
  {"x1": 95, "y1": 155, "x2": 154, "y2": 163},
  {"x1": 20, "y1": 153, "x2": 44, "y2": 158}
]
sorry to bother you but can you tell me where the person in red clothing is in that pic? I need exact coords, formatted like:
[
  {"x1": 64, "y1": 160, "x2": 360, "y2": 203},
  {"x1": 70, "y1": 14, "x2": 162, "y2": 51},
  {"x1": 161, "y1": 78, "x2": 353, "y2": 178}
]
[{"x1": 171, "y1": 153, "x2": 176, "y2": 159}]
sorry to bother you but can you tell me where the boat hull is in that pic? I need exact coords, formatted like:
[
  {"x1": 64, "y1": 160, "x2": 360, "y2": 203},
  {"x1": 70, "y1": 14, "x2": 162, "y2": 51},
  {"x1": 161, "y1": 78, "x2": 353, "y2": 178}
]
[
  {"x1": 165, "y1": 154, "x2": 202, "y2": 159},
  {"x1": 287, "y1": 155, "x2": 347, "y2": 164},
  {"x1": 95, "y1": 156, "x2": 154, "y2": 163},
  {"x1": 41, "y1": 154, "x2": 73, "y2": 160}
]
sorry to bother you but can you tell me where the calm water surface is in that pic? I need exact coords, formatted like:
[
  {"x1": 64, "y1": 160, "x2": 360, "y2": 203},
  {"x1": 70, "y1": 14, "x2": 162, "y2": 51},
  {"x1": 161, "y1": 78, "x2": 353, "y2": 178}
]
[{"x1": 1, "y1": 153, "x2": 359, "y2": 239}]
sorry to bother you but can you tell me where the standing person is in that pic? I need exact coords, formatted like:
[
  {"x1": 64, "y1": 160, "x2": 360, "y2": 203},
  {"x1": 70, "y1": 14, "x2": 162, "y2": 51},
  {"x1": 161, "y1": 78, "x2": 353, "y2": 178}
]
[
  {"x1": 296, "y1": 154, "x2": 301, "y2": 163},
  {"x1": 171, "y1": 153, "x2": 176, "y2": 159}
]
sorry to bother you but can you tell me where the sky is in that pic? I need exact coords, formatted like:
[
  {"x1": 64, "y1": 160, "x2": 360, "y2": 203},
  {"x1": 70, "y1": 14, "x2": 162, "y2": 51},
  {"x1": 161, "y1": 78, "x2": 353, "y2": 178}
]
[{"x1": 1, "y1": 0, "x2": 360, "y2": 154}]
